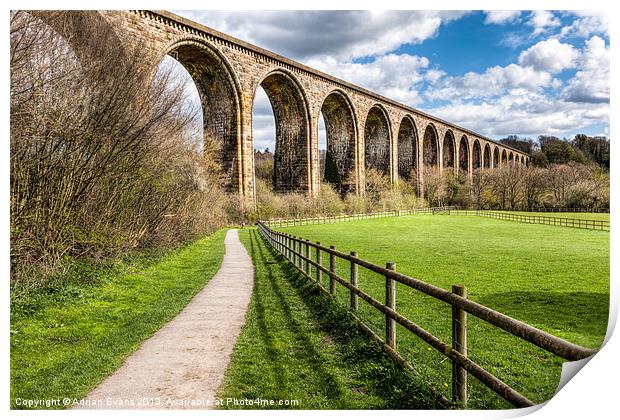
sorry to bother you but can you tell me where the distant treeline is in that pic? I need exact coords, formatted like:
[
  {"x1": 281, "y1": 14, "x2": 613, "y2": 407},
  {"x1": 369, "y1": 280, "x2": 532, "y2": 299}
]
[{"x1": 499, "y1": 134, "x2": 610, "y2": 169}]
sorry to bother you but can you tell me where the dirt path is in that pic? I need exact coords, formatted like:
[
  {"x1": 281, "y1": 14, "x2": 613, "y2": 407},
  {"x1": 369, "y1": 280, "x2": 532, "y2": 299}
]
[{"x1": 77, "y1": 229, "x2": 254, "y2": 409}]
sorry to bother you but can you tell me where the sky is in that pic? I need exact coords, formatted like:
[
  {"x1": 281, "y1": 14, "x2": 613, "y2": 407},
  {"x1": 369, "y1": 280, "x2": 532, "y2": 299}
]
[{"x1": 168, "y1": 10, "x2": 610, "y2": 151}]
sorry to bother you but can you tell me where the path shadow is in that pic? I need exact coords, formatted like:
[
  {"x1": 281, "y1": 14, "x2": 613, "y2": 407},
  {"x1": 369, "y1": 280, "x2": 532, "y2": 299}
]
[
  {"x1": 252, "y1": 230, "x2": 444, "y2": 409},
  {"x1": 248, "y1": 230, "x2": 345, "y2": 404},
  {"x1": 245, "y1": 232, "x2": 287, "y2": 390}
]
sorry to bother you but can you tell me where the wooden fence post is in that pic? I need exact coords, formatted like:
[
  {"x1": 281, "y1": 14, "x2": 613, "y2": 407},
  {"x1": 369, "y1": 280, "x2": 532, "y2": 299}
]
[
  {"x1": 304, "y1": 241, "x2": 310, "y2": 275},
  {"x1": 350, "y1": 251, "x2": 358, "y2": 311},
  {"x1": 452, "y1": 284, "x2": 468, "y2": 406},
  {"x1": 316, "y1": 242, "x2": 322, "y2": 284},
  {"x1": 329, "y1": 246, "x2": 337, "y2": 295},
  {"x1": 386, "y1": 262, "x2": 396, "y2": 349},
  {"x1": 285, "y1": 236, "x2": 290, "y2": 260}
]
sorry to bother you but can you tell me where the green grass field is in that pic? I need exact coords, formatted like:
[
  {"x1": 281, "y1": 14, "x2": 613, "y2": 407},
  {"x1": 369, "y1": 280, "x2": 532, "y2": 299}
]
[
  {"x1": 10, "y1": 229, "x2": 227, "y2": 409},
  {"x1": 277, "y1": 214, "x2": 609, "y2": 407},
  {"x1": 218, "y1": 229, "x2": 443, "y2": 409}
]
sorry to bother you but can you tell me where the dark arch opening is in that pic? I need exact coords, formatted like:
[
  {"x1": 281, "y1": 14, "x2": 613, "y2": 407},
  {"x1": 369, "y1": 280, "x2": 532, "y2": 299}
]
[
  {"x1": 501, "y1": 149, "x2": 508, "y2": 165},
  {"x1": 397, "y1": 116, "x2": 417, "y2": 181},
  {"x1": 459, "y1": 136, "x2": 469, "y2": 174},
  {"x1": 321, "y1": 91, "x2": 356, "y2": 195},
  {"x1": 521, "y1": 155, "x2": 525, "y2": 165},
  {"x1": 259, "y1": 71, "x2": 310, "y2": 193},
  {"x1": 423, "y1": 124, "x2": 439, "y2": 168},
  {"x1": 509, "y1": 152, "x2": 514, "y2": 164},
  {"x1": 493, "y1": 146, "x2": 500, "y2": 168},
  {"x1": 483, "y1": 144, "x2": 491, "y2": 168},
  {"x1": 167, "y1": 42, "x2": 240, "y2": 191},
  {"x1": 472, "y1": 140, "x2": 482, "y2": 170},
  {"x1": 442, "y1": 130, "x2": 456, "y2": 171},
  {"x1": 364, "y1": 106, "x2": 390, "y2": 175}
]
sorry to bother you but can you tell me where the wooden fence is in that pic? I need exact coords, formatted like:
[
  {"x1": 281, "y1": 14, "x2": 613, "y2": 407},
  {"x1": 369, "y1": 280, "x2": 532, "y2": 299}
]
[
  {"x1": 256, "y1": 222, "x2": 597, "y2": 408},
  {"x1": 474, "y1": 210, "x2": 609, "y2": 231},
  {"x1": 528, "y1": 207, "x2": 609, "y2": 213},
  {"x1": 264, "y1": 207, "x2": 455, "y2": 228}
]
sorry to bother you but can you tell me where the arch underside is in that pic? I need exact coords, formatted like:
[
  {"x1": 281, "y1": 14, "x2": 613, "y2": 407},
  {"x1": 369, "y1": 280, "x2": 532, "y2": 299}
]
[
  {"x1": 364, "y1": 107, "x2": 390, "y2": 175},
  {"x1": 261, "y1": 72, "x2": 309, "y2": 193},
  {"x1": 423, "y1": 125, "x2": 438, "y2": 168},
  {"x1": 493, "y1": 147, "x2": 500, "y2": 167},
  {"x1": 172, "y1": 43, "x2": 239, "y2": 191},
  {"x1": 483, "y1": 144, "x2": 491, "y2": 168},
  {"x1": 322, "y1": 92, "x2": 356, "y2": 194},
  {"x1": 442, "y1": 132, "x2": 455, "y2": 170},
  {"x1": 472, "y1": 141, "x2": 482, "y2": 170},
  {"x1": 459, "y1": 137, "x2": 469, "y2": 173},
  {"x1": 397, "y1": 117, "x2": 417, "y2": 181}
]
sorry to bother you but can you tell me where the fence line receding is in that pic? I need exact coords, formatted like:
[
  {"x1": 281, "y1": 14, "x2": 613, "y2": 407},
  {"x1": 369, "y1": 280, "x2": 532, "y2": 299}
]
[{"x1": 256, "y1": 222, "x2": 598, "y2": 408}]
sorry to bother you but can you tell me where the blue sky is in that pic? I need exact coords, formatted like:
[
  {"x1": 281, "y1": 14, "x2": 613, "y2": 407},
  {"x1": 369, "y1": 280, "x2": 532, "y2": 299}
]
[{"x1": 170, "y1": 10, "x2": 610, "y2": 151}]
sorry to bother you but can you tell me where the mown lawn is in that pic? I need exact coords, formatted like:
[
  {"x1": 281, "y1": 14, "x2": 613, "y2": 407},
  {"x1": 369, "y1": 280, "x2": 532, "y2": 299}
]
[
  {"x1": 218, "y1": 228, "x2": 444, "y2": 409},
  {"x1": 278, "y1": 215, "x2": 609, "y2": 407},
  {"x1": 10, "y1": 229, "x2": 227, "y2": 409}
]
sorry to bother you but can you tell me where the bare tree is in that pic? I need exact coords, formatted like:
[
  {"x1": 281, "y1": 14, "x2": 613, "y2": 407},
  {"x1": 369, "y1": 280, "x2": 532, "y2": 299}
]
[{"x1": 10, "y1": 11, "x2": 230, "y2": 289}]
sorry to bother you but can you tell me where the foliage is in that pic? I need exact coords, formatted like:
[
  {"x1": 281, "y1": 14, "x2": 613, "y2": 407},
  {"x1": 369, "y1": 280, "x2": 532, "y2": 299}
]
[{"x1": 10, "y1": 12, "x2": 232, "y2": 290}]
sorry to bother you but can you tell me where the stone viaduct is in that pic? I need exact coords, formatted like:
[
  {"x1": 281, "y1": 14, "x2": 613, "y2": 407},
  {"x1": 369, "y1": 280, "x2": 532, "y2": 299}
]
[{"x1": 34, "y1": 10, "x2": 530, "y2": 202}]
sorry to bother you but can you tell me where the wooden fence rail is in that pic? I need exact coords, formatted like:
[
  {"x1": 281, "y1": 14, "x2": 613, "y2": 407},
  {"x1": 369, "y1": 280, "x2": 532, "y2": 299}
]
[
  {"x1": 264, "y1": 206, "x2": 609, "y2": 232},
  {"x1": 475, "y1": 210, "x2": 610, "y2": 231},
  {"x1": 263, "y1": 207, "x2": 455, "y2": 228},
  {"x1": 256, "y1": 222, "x2": 598, "y2": 408}
]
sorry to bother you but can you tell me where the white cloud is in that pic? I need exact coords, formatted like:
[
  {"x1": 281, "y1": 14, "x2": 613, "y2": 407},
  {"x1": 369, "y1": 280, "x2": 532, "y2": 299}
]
[
  {"x1": 306, "y1": 53, "x2": 431, "y2": 106},
  {"x1": 484, "y1": 11, "x2": 521, "y2": 25},
  {"x1": 426, "y1": 64, "x2": 554, "y2": 101},
  {"x1": 176, "y1": 10, "x2": 468, "y2": 62},
  {"x1": 527, "y1": 11, "x2": 561, "y2": 36},
  {"x1": 563, "y1": 36, "x2": 609, "y2": 103},
  {"x1": 560, "y1": 11, "x2": 609, "y2": 38},
  {"x1": 426, "y1": 88, "x2": 609, "y2": 138},
  {"x1": 518, "y1": 39, "x2": 579, "y2": 73}
]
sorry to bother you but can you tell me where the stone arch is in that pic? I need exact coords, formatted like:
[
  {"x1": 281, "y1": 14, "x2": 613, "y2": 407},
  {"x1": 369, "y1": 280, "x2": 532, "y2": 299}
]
[
  {"x1": 256, "y1": 69, "x2": 311, "y2": 192},
  {"x1": 458, "y1": 135, "x2": 469, "y2": 173},
  {"x1": 472, "y1": 140, "x2": 482, "y2": 170},
  {"x1": 508, "y1": 151, "x2": 514, "y2": 165},
  {"x1": 364, "y1": 105, "x2": 391, "y2": 175},
  {"x1": 501, "y1": 149, "x2": 508, "y2": 165},
  {"x1": 397, "y1": 115, "x2": 418, "y2": 181},
  {"x1": 164, "y1": 39, "x2": 242, "y2": 192},
  {"x1": 320, "y1": 89, "x2": 357, "y2": 194},
  {"x1": 521, "y1": 155, "x2": 525, "y2": 165},
  {"x1": 493, "y1": 146, "x2": 500, "y2": 168},
  {"x1": 483, "y1": 143, "x2": 491, "y2": 168},
  {"x1": 27, "y1": 11, "x2": 126, "y2": 66},
  {"x1": 442, "y1": 130, "x2": 456, "y2": 171},
  {"x1": 423, "y1": 123, "x2": 439, "y2": 168}
]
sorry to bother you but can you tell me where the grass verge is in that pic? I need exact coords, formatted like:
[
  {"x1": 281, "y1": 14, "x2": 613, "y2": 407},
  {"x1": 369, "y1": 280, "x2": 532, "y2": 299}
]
[
  {"x1": 217, "y1": 228, "x2": 444, "y2": 409},
  {"x1": 10, "y1": 229, "x2": 227, "y2": 409}
]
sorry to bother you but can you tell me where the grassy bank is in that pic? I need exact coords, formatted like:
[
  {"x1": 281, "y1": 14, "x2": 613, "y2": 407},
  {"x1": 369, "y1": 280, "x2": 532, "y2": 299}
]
[
  {"x1": 279, "y1": 215, "x2": 609, "y2": 407},
  {"x1": 217, "y1": 228, "x2": 443, "y2": 409},
  {"x1": 10, "y1": 229, "x2": 228, "y2": 409}
]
